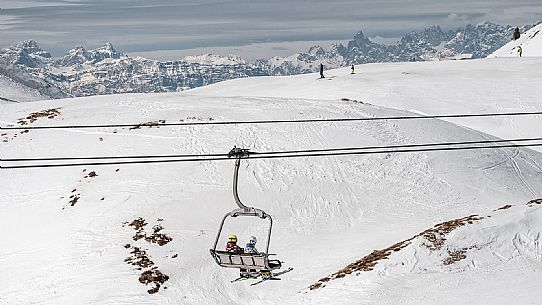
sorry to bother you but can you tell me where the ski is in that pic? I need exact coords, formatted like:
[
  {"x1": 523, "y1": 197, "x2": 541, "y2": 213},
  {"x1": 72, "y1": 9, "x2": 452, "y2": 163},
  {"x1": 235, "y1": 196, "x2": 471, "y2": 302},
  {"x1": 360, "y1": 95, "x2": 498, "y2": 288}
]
[
  {"x1": 250, "y1": 277, "x2": 279, "y2": 286},
  {"x1": 231, "y1": 274, "x2": 259, "y2": 283},
  {"x1": 272, "y1": 267, "x2": 294, "y2": 277},
  {"x1": 249, "y1": 267, "x2": 294, "y2": 286},
  {"x1": 231, "y1": 276, "x2": 251, "y2": 283}
]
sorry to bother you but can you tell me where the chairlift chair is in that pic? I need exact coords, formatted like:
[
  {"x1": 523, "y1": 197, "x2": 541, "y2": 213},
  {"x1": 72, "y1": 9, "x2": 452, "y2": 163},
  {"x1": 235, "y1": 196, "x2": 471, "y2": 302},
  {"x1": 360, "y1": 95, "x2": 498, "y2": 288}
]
[{"x1": 209, "y1": 147, "x2": 282, "y2": 273}]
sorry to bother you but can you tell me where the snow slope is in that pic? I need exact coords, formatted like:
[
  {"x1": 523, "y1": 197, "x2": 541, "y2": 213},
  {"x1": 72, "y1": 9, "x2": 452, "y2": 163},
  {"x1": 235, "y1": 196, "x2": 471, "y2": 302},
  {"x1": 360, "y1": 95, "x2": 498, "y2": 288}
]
[
  {"x1": 191, "y1": 57, "x2": 542, "y2": 152},
  {"x1": 489, "y1": 23, "x2": 542, "y2": 58},
  {"x1": 0, "y1": 74, "x2": 47, "y2": 103},
  {"x1": 1, "y1": 57, "x2": 542, "y2": 305}
]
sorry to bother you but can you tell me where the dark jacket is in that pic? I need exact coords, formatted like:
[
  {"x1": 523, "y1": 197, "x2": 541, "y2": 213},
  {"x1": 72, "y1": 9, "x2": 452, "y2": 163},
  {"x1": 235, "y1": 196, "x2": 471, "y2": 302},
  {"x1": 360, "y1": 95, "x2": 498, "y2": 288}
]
[
  {"x1": 513, "y1": 28, "x2": 521, "y2": 40},
  {"x1": 226, "y1": 242, "x2": 243, "y2": 253}
]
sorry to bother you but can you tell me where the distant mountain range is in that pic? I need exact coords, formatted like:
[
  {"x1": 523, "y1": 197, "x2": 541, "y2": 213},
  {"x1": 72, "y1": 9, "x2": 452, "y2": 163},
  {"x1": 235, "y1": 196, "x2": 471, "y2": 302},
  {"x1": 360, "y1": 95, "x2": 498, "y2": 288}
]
[{"x1": 0, "y1": 21, "x2": 538, "y2": 99}]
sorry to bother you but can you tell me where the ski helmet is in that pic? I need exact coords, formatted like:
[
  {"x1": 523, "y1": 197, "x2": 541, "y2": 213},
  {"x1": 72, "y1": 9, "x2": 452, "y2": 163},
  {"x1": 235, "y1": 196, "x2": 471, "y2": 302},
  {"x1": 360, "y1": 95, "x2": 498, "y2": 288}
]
[
  {"x1": 228, "y1": 235, "x2": 237, "y2": 242},
  {"x1": 249, "y1": 236, "x2": 257, "y2": 244}
]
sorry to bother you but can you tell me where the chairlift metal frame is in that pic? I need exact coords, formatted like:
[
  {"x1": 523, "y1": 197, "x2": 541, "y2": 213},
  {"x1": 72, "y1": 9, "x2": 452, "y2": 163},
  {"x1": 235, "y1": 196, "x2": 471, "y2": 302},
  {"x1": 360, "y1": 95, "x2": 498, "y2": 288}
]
[{"x1": 209, "y1": 147, "x2": 282, "y2": 272}]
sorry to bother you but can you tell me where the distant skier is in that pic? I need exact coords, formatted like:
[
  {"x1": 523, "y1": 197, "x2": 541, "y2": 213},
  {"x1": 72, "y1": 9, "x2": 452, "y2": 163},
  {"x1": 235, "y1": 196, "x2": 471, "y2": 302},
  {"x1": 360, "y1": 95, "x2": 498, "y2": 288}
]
[
  {"x1": 351, "y1": 65, "x2": 355, "y2": 74},
  {"x1": 319, "y1": 63, "x2": 325, "y2": 78},
  {"x1": 245, "y1": 236, "x2": 258, "y2": 254},
  {"x1": 226, "y1": 234, "x2": 243, "y2": 253},
  {"x1": 517, "y1": 46, "x2": 523, "y2": 57},
  {"x1": 513, "y1": 27, "x2": 521, "y2": 40}
]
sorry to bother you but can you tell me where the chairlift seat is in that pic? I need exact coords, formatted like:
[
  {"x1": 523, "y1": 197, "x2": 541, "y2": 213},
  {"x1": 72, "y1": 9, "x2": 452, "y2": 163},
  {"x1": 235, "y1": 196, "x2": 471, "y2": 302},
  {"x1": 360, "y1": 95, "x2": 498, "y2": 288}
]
[{"x1": 210, "y1": 250, "x2": 281, "y2": 271}]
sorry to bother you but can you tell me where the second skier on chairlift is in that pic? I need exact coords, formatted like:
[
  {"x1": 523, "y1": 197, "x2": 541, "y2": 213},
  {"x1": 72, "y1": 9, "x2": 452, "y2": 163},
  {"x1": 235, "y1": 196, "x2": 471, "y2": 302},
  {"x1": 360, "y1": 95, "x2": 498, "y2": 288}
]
[
  {"x1": 245, "y1": 236, "x2": 258, "y2": 253},
  {"x1": 242, "y1": 236, "x2": 260, "y2": 278}
]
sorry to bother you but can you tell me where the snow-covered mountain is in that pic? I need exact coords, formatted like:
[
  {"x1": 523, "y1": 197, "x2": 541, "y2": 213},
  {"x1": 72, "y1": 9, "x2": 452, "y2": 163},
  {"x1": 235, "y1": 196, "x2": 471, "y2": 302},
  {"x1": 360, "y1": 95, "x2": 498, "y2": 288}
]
[
  {"x1": 0, "y1": 41, "x2": 268, "y2": 98},
  {"x1": 2, "y1": 56, "x2": 542, "y2": 304},
  {"x1": 0, "y1": 22, "x2": 538, "y2": 99},
  {"x1": 489, "y1": 23, "x2": 542, "y2": 58},
  {"x1": 257, "y1": 22, "x2": 536, "y2": 75}
]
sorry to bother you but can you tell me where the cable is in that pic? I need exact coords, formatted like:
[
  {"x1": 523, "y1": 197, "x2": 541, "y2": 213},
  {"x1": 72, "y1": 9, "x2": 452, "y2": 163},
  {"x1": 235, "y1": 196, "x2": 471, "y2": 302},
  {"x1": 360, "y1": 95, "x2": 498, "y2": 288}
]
[
  {"x1": 4, "y1": 137, "x2": 542, "y2": 162},
  {"x1": 3, "y1": 142, "x2": 542, "y2": 169},
  {"x1": 2, "y1": 111, "x2": 542, "y2": 130},
  {"x1": 1, "y1": 151, "x2": 231, "y2": 162},
  {"x1": 0, "y1": 96, "x2": 20, "y2": 103}
]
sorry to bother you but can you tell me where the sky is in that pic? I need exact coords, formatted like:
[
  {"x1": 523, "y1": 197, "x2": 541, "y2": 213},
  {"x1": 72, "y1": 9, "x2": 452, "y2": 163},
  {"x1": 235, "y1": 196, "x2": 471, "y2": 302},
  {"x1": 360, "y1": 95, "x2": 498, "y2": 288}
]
[{"x1": 1, "y1": 0, "x2": 541, "y2": 60}]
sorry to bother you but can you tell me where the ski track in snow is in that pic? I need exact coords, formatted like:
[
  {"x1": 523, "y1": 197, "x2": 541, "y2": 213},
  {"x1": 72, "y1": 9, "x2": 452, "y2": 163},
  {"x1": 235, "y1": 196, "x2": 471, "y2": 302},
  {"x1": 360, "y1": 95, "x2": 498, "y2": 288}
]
[{"x1": 473, "y1": 130, "x2": 538, "y2": 197}]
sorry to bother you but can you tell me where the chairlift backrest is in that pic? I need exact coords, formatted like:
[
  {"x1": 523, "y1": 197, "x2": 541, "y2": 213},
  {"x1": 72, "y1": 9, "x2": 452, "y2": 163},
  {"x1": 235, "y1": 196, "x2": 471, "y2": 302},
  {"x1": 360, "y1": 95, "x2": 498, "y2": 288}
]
[{"x1": 212, "y1": 250, "x2": 268, "y2": 270}]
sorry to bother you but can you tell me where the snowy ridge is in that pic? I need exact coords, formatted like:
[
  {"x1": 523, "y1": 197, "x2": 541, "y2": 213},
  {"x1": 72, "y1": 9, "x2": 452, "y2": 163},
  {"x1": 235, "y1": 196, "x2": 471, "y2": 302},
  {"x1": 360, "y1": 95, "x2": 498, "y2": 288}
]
[
  {"x1": 183, "y1": 54, "x2": 248, "y2": 65},
  {"x1": 310, "y1": 199, "x2": 542, "y2": 292},
  {"x1": 489, "y1": 23, "x2": 542, "y2": 58},
  {"x1": 2, "y1": 56, "x2": 542, "y2": 304},
  {"x1": 0, "y1": 74, "x2": 46, "y2": 103}
]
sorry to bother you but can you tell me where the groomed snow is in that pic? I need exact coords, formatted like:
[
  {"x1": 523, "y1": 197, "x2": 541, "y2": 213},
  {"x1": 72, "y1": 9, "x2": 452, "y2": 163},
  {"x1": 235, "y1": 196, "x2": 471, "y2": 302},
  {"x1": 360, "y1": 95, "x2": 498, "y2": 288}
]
[
  {"x1": 190, "y1": 57, "x2": 542, "y2": 152},
  {"x1": 1, "y1": 57, "x2": 541, "y2": 305}
]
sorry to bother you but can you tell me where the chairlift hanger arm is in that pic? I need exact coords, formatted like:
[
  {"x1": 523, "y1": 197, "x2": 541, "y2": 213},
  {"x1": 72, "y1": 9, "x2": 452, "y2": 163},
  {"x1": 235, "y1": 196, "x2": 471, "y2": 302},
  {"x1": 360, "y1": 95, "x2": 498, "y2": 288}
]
[
  {"x1": 209, "y1": 147, "x2": 279, "y2": 271},
  {"x1": 229, "y1": 146, "x2": 253, "y2": 211}
]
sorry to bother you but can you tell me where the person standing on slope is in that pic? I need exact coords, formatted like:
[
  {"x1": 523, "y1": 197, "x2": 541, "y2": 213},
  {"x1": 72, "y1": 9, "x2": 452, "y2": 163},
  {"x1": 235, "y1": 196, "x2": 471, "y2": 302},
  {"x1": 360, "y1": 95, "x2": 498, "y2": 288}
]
[
  {"x1": 320, "y1": 63, "x2": 325, "y2": 78},
  {"x1": 517, "y1": 46, "x2": 523, "y2": 57},
  {"x1": 513, "y1": 27, "x2": 521, "y2": 40}
]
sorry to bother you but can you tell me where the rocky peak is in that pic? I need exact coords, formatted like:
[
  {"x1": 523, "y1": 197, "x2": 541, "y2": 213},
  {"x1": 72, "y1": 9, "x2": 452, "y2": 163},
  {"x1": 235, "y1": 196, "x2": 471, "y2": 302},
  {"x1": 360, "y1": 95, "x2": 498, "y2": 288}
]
[
  {"x1": 56, "y1": 43, "x2": 122, "y2": 66},
  {"x1": 12, "y1": 40, "x2": 49, "y2": 56},
  {"x1": 307, "y1": 45, "x2": 326, "y2": 57},
  {"x1": 1, "y1": 40, "x2": 51, "y2": 68},
  {"x1": 86, "y1": 42, "x2": 122, "y2": 63},
  {"x1": 348, "y1": 30, "x2": 371, "y2": 50},
  {"x1": 400, "y1": 25, "x2": 447, "y2": 46},
  {"x1": 56, "y1": 46, "x2": 89, "y2": 67}
]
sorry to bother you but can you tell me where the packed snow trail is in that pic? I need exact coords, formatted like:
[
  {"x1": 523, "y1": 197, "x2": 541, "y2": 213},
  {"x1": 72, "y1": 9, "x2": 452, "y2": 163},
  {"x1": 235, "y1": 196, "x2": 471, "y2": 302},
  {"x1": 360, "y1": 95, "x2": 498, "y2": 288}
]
[{"x1": 190, "y1": 57, "x2": 542, "y2": 152}]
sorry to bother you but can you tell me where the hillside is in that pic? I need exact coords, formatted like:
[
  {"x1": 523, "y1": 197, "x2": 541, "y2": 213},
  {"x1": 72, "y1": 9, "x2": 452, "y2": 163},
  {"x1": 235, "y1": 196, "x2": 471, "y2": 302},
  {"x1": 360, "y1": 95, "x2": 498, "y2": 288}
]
[
  {"x1": 192, "y1": 57, "x2": 542, "y2": 152},
  {"x1": 0, "y1": 74, "x2": 47, "y2": 103},
  {"x1": 489, "y1": 23, "x2": 542, "y2": 57},
  {"x1": 1, "y1": 57, "x2": 542, "y2": 305}
]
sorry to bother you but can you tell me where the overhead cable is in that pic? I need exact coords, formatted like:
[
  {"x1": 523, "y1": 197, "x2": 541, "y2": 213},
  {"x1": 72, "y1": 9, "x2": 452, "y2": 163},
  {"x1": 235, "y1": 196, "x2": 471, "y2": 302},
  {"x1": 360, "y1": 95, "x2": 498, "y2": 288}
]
[
  {"x1": 4, "y1": 137, "x2": 542, "y2": 162},
  {"x1": 3, "y1": 111, "x2": 542, "y2": 130},
  {"x1": 3, "y1": 142, "x2": 542, "y2": 169}
]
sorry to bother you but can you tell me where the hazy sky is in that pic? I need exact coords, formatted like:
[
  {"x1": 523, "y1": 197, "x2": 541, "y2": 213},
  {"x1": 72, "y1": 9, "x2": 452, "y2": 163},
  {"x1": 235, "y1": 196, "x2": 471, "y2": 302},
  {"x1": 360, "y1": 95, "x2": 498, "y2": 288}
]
[{"x1": 1, "y1": 0, "x2": 541, "y2": 59}]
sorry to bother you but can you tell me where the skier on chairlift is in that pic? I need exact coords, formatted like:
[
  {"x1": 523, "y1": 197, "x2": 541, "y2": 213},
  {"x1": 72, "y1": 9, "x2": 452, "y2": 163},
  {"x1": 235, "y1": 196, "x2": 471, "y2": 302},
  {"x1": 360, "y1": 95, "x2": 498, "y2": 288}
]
[
  {"x1": 226, "y1": 234, "x2": 243, "y2": 253},
  {"x1": 245, "y1": 236, "x2": 258, "y2": 254},
  {"x1": 241, "y1": 236, "x2": 260, "y2": 278}
]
